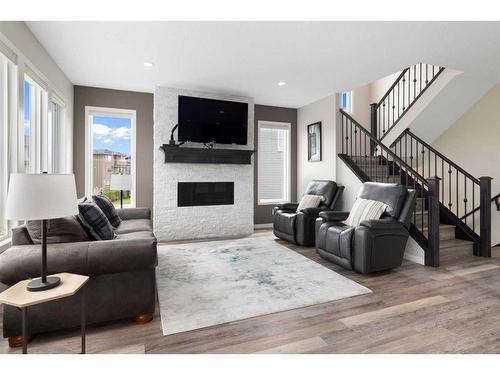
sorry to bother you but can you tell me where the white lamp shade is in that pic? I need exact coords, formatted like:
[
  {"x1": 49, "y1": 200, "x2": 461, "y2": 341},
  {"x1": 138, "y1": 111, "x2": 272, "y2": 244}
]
[
  {"x1": 5, "y1": 174, "x2": 78, "y2": 220},
  {"x1": 110, "y1": 174, "x2": 133, "y2": 191}
]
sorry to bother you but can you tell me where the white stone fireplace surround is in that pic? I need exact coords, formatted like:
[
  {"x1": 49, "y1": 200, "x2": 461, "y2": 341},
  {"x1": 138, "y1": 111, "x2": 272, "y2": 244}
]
[{"x1": 153, "y1": 87, "x2": 255, "y2": 241}]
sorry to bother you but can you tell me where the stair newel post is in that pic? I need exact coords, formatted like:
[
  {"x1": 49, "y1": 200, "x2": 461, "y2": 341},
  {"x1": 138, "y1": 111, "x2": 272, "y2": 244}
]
[
  {"x1": 426, "y1": 176, "x2": 441, "y2": 267},
  {"x1": 479, "y1": 176, "x2": 493, "y2": 257},
  {"x1": 370, "y1": 103, "x2": 378, "y2": 155}
]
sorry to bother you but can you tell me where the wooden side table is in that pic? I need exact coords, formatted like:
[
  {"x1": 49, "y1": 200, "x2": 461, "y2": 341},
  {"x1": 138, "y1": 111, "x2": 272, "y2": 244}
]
[{"x1": 0, "y1": 273, "x2": 89, "y2": 354}]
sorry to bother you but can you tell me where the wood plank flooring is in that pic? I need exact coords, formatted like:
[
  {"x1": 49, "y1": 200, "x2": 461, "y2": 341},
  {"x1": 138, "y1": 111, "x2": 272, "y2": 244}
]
[{"x1": 1, "y1": 230, "x2": 499, "y2": 354}]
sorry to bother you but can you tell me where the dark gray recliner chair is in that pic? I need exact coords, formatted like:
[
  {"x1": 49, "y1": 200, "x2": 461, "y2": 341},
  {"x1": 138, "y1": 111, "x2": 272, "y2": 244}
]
[
  {"x1": 273, "y1": 180, "x2": 344, "y2": 246},
  {"x1": 315, "y1": 182, "x2": 416, "y2": 274}
]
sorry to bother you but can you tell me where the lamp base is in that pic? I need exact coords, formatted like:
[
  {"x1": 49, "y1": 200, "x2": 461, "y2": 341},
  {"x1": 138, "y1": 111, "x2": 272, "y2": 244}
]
[{"x1": 26, "y1": 276, "x2": 61, "y2": 292}]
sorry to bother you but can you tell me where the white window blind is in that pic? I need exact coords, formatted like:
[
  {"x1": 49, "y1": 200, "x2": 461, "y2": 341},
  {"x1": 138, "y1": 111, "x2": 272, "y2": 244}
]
[
  {"x1": 0, "y1": 52, "x2": 18, "y2": 240},
  {"x1": 258, "y1": 121, "x2": 290, "y2": 204}
]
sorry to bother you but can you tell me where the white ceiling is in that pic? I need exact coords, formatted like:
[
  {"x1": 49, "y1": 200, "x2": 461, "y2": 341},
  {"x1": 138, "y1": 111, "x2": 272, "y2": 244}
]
[{"x1": 27, "y1": 21, "x2": 500, "y2": 108}]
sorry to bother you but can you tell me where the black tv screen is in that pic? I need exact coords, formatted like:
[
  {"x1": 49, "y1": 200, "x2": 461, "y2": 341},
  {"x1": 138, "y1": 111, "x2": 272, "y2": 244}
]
[{"x1": 178, "y1": 96, "x2": 248, "y2": 145}]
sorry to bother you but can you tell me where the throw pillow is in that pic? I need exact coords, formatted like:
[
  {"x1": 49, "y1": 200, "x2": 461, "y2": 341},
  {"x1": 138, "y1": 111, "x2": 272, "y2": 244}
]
[
  {"x1": 343, "y1": 198, "x2": 388, "y2": 227},
  {"x1": 78, "y1": 201, "x2": 116, "y2": 240},
  {"x1": 26, "y1": 216, "x2": 90, "y2": 244},
  {"x1": 296, "y1": 194, "x2": 322, "y2": 212},
  {"x1": 92, "y1": 194, "x2": 121, "y2": 228}
]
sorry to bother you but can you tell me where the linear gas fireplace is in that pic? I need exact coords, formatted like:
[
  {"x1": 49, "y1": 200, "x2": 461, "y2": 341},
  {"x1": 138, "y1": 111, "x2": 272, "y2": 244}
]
[{"x1": 178, "y1": 182, "x2": 234, "y2": 207}]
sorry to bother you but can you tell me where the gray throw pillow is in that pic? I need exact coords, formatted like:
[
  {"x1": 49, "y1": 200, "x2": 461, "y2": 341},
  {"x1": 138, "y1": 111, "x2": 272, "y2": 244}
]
[
  {"x1": 92, "y1": 194, "x2": 121, "y2": 228},
  {"x1": 78, "y1": 201, "x2": 116, "y2": 241},
  {"x1": 26, "y1": 216, "x2": 90, "y2": 244}
]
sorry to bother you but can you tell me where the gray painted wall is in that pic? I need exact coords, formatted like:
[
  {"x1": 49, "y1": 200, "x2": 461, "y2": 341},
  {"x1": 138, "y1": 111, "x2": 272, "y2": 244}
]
[
  {"x1": 254, "y1": 105, "x2": 297, "y2": 225},
  {"x1": 73, "y1": 86, "x2": 154, "y2": 209}
]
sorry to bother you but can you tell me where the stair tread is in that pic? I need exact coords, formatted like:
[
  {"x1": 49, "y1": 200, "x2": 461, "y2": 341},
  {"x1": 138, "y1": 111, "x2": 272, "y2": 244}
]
[
  {"x1": 440, "y1": 238, "x2": 474, "y2": 249},
  {"x1": 422, "y1": 224, "x2": 455, "y2": 231}
]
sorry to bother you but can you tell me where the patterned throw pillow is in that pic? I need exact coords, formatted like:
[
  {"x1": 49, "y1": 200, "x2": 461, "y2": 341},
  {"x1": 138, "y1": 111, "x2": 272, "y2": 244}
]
[
  {"x1": 78, "y1": 201, "x2": 116, "y2": 240},
  {"x1": 343, "y1": 198, "x2": 388, "y2": 227},
  {"x1": 92, "y1": 194, "x2": 121, "y2": 228},
  {"x1": 296, "y1": 194, "x2": 322, "y2": 212}
]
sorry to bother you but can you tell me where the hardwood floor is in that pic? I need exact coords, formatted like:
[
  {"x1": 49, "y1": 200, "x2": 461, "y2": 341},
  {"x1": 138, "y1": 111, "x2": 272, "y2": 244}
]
[{"x1": 1, "y1": 230, "x2": 499, "y2": 354}]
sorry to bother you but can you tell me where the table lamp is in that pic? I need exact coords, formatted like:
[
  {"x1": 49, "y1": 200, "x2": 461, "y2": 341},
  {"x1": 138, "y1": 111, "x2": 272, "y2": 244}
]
[
  {"x1": 5, "y1": 173, "x2": 78, "y2": 291},
  {"x1": 110, "y1": 174, "x2": 132, "y2": 208}
]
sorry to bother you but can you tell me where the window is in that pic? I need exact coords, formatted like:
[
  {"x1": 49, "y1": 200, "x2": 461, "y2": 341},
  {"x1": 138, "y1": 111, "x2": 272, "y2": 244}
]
[
  {"x1": 258, "y1": 121, "x2": 291, "y2": 205},
  {"x1": 23, "y1": 75, "x2": 49, "y2": 173},
  {"x1": 47, "y1": 101, "x2": 63, "y2": 173},
  {"x1": 85, "y1": 107, "x2": 136, "y2": 207},
  {"x1": 0, "y1": 41, "x2": 68, "y2": 242},
  {"x1": 0, "y1": 51, "x2": 18, "y2": 240},
  {"x1": 341, "y1": 91, "x2": 352, "y2": 112}
]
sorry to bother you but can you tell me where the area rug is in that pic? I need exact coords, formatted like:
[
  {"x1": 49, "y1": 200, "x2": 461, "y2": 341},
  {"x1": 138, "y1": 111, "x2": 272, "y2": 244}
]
[{"x1": 156, "y1": 236, "x2": 371, "y2": 335}]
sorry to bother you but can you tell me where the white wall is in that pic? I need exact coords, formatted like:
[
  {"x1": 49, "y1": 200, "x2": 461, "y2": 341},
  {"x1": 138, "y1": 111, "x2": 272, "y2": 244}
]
[
  {"x1": 350, "y1": 83, "x2": 371, "y2": 130},
  {"x1": 369, "y1": 71, "x2": 401, "y2": 104},
  {"x1": 0, "y1": 22, "x2": 74, "y2": 173},
  {"x1": 297, "y1": 95, "x2": 336, "y2": 197}
]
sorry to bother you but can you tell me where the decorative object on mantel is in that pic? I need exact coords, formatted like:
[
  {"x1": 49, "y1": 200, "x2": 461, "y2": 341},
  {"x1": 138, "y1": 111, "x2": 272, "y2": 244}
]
[
  {"x1": 159, "y1": 144, "x2": 254, "y2": 164},
  {"x1": 5, "y1": 173, "x2": 78, "y2": 291},
  {"x1": 167, "y1": 124, "x2": 185, "y2": 147},
  {"x1": 308, "y1": 121, "x2": 322, "y2": 162}
]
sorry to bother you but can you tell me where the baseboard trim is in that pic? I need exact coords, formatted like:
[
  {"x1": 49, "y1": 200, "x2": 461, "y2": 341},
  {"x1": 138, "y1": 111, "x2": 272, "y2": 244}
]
[{"x1": 254, "y1": 223, "x2": 273, "y2": 230}]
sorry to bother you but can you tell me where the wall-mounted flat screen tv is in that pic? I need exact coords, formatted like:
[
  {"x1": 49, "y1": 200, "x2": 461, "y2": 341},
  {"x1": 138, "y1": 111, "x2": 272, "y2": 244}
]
[{"x1": 178, "y1": 95, "x2": 248, "y2": 145}]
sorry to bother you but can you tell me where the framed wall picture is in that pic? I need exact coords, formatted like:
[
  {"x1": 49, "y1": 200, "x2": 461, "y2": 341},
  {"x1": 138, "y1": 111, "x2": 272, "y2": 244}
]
[{"x1": 307, "y1": 122, "x2": 322, "y2": 162}]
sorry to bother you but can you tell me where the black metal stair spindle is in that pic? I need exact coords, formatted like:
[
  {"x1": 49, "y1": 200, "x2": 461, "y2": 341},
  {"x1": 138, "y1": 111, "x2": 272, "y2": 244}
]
[
  {"x1": 408, "y1": 69, "x2": 411, "y2": 108},
  {"x1": 341, "y1": 114, "x2": 344, "y2": 154},
  {"x1": 472, "y1": 186, "x2": 475, "y2": 231},
  {"x1": 441, "y1": 159, "x2": 444, "y2": 203},
  {"x1": 464, "y1": 175, "x2": 467, "y2": 225},
  {"x1": 420, "y1": 63, "x2": 422, "y2": 93},
  {"x1": 382, "y1": 101, "x2": 386, "y2": 134},
  {"x1": 350, "y1": 119, "x2": 353, "y2": 159},
  {"x1": 448, "y1": 164, "x2": 452, "y2": 210},
  {"x1": 456, "y1": 169, "x2": 459, "y2": 217},
  {"x1": 398, "y1": 81, "x2": 400, "y2": 118},
  {"x1": 413, "y1": 65, "x2": 417, "y2": 102},
  {"x1": 402, "y1": 74, "x2": 406, "y2": 111}
]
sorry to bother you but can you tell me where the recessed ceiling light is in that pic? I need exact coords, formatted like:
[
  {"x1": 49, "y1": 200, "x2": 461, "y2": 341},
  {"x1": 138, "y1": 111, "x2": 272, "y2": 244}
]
[
  {"x1": 143, "y1": 62, "x2": 154, "y2": 67},
  {"x1": 278, "y1": 81, "x2": 287, "y2": 86}
]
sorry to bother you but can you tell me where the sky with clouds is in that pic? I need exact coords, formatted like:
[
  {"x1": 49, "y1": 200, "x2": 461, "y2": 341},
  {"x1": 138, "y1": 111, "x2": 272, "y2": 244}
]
[{"x1": 92, "y1": 116, "x2": 132, "y2": 155}]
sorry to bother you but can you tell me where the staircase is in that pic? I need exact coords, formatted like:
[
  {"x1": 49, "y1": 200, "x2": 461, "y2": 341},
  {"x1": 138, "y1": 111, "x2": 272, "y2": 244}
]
[{"x1": 338, "y1": 64, "x2": 493, "y2": 266}]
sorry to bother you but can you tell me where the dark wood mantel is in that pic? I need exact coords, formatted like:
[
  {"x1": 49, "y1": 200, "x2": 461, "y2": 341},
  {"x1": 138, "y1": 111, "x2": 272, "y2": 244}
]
[{"x1": 160, "y1": 145, "x2": 254, "y2": 164}]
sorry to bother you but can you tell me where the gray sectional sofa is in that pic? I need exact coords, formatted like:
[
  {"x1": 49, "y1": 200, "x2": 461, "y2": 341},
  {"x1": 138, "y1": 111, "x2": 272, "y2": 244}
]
[{"x1": 0, "y1": 208, "x2": 157, "y2": 345}]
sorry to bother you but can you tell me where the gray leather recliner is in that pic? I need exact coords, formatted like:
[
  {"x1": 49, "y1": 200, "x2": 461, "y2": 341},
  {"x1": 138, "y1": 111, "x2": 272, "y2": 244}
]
[
  {"x1": 315, "y1": 182, "x2": 416, "y2": 274},
  {"x1": 273, "y1": 180, "x2": 344, "y2": 246}
]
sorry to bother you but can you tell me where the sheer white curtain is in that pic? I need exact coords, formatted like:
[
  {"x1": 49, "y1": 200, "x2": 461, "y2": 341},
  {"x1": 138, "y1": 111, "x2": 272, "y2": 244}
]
[{"x1": 0, "y1": 52, "x2": 18, "y2": 240}]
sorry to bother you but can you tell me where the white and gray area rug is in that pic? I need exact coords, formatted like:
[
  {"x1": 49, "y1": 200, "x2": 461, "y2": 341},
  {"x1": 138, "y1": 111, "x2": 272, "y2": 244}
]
[{"x1": 156, "y1": 236, "x2": 371, "y2": 335}]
